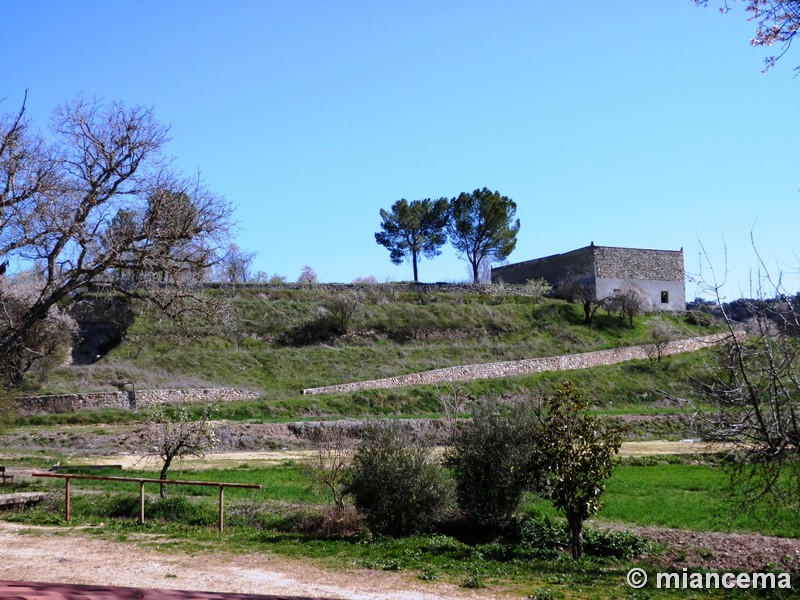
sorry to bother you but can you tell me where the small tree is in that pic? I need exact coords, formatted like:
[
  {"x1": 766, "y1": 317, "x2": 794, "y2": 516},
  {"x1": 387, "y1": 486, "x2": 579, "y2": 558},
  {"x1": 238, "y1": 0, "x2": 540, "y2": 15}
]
[
  {"x1": 647, "y1": 316, "x2": 680, "y2": 363},
  {"x1": 346, "y1": 423, "x2": 454, "y2": 536},
  {"x1": 606, "y1": 288, "x2": 647, "y2": 326},
  {"x1": 448, "y1": 398, "x2": 543, "y2": 532},
  {"x1": 304, "y1": 422, "x2": 356, "y2": 508},
  {"x1": 448, "y1": 188, "x2": 520, "y2": 284},
  {"x1": 559, "y1": 275, "x2": 601, "y2": 325},
  {"x1": 216, "y1": 243, "x2": 257, "y2": 284},
  {"x1": 524, "y1": 278, "x2": 552, "y2": 303},
  {"x1": 321, "y1": 291, "x2": 363, "y2": 335},
  {"x1": 689, "y1": 244, "x2": 800, "y2": 514},
  {"x1": 143, "y1": 403, "x2": 217, "y2": 498},
  {"x1": 298, "y1": 266, "x2": 318, "y2": 284},
  {"x1": 375, "y1": 198, "x2": 450, "y2": 282},
  {"x1": 533, "y1": 382, "x2": 624, "y2": 559}
]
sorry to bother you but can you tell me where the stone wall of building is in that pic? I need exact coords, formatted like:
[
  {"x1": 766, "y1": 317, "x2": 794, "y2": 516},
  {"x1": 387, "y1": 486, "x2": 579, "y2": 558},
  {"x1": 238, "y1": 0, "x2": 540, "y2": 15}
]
[
  {"x1": 15, "y1": 387, "x2": 261, "y2": 415},
  {"x1": 490, "y1": 246, "x2": 594, "y2": 285},
  {"x1": 302, "y1": 333, "x2": 728, "y2": 395},
  {"x1": 593, "y1": 246, "x2": 684, "y2": 281}
]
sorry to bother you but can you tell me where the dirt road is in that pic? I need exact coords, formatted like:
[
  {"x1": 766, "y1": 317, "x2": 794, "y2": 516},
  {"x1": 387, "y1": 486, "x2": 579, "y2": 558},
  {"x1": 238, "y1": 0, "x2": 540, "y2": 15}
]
[{"x1": 0, "y1": 521, "x2": 487, "y2": 600}]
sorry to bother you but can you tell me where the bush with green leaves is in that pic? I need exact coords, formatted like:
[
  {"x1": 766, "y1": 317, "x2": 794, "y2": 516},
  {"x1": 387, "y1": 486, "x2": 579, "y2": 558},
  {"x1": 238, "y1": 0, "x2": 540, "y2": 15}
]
[
  {"x1": 583, "y1": 528, "x2": 653, "y2": 559},
  {"x1": 533, "y1": 382, "x2": 625, "y2": 558},
  {"x1": 447, "y1": 398, "x2": 544, "y2": 532},
  {"x1": 345, "y1": 423, "x2": 454, "y2": 536}
]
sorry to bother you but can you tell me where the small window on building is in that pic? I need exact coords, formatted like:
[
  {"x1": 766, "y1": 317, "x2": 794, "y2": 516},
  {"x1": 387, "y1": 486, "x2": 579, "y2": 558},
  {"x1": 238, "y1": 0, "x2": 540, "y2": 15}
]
[{"x1": 661, "y1": 291, "x2": 669, "y2": 304}]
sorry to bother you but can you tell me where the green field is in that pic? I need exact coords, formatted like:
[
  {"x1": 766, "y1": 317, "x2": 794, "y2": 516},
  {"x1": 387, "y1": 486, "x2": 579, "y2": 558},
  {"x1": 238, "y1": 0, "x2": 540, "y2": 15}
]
[{"x1": 5, "y1": 460, "x2": 796, "y2": 598}]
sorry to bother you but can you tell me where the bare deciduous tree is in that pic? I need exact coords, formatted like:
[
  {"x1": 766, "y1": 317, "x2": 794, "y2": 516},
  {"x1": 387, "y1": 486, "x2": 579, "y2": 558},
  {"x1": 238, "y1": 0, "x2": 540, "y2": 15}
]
[
  {"x1": 321, "y1": 291, "x2": 363, "y2": 335},
  {"x1": 435, "y1": 384, "x2": 472, "y2": 442},
  {"x1": 0, "y1": 269, "x2": 77, "y2": 381},
  {"x1": 142, "y1": 403, "x2": 217, "y2": 498},
  {"x1": 216, "y1": 243, "x2": 256, "y2": 284},
  {"x1": 298, "y1": 266, "x2": 317, "y2": 284},
  {"x1": 0, "y1": 94, "x2": 233, "y2": 384},
  {"x1": 690, "y1": 241, "x2": 800, "y2": 514},
  {"x1": 304, "y1": 423, "x2": 356, "y2": 508}
]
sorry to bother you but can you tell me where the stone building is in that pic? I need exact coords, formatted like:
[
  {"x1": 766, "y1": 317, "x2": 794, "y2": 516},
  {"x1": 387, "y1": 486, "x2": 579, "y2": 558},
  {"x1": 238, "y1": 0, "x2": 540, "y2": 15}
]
[{"x1": 491, "y1": 243, "x2": 685, "y2": 312}]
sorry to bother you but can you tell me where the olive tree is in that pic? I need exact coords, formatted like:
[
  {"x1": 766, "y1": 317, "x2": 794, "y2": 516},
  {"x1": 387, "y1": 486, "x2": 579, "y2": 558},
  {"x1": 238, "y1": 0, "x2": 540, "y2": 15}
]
[
  {"x1": 346, "y1": 423, "x2": 454, "y2": 536},
  {"x1": 448, "y1": 398, "x2": 543, "y2": 532},
  {"x1": 0, "y1": 94, "x2": 232, "y2": 384}
]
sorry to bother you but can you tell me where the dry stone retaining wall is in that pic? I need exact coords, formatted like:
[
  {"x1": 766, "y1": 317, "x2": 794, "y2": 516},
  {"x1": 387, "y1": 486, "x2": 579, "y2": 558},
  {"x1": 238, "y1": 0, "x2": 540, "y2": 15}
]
[
  {"x1": 302, "y1": 333, "x2": 729, "y2": 396},
  {"x1": 15, "y1": 387, "x2": 261, "y2": 415}
]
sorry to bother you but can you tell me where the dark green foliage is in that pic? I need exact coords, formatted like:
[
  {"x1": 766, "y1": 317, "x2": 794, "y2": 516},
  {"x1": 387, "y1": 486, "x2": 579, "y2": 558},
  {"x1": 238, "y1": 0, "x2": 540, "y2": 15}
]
[
  {"x1": 534, "y1": 382, "x2": 626, "y2": 558},
  {"x1": 509, "y1": 515, "x2": 568, "y2": 558},
  {"x1": 278, "y1": 315, "x2": 342, "y2": 346},
  {"x1": 448, "y1": 188, "x2": 520, "y2": 283},
  {"x1": 346, "y1": 423, "x2": 455, "y2": 536},
  {"x1": 509, "y1": 515, "x2": 652, "y2": 560},
  {"x1": 375, "y1": 198, "x2": 450, "y2": 282},
  {"x1": 448, "y1": 399, "x2": 543, "y2": 532},
  {"x1": 582, "y1": 528, "x2": 653, "y2": 559},
  {"x1": 685, "y1": 310, "x2": 715, "y2": 327}
]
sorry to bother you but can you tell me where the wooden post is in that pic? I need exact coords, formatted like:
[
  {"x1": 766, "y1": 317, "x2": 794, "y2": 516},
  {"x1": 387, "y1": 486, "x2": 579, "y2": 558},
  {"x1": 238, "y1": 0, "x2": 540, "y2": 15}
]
[
  {"x1": 218, "y1": 486, "x2": 225, "y2": 533},
  {"x1": 139, "y1": 481, "x2": 145, "y2": 524},
  {"x1": 64, "y1": 477, "x2": 71, "y2": 522}
]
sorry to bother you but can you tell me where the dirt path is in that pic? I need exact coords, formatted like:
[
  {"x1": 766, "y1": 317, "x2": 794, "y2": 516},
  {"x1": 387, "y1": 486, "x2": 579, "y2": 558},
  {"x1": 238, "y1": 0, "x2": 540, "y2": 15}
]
[
  {"x1": 0, "y1": 440, "x2": 724, "y2": 472},
  {"x1": 0, "y1": 521, "x2": 488, "y2": 600}
]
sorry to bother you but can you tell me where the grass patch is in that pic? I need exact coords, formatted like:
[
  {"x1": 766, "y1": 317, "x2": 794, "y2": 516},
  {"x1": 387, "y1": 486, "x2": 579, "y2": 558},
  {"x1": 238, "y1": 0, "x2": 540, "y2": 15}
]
[{"x1": 5, "y1": 460, "x2": 796, "y2": 598}]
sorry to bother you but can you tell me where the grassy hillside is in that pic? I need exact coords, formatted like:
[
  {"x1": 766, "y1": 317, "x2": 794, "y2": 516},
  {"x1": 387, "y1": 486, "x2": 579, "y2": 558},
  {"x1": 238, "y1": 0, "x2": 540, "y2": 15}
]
[{"x1": 32, "y1": 285, "x2": 718, "y2": 418}]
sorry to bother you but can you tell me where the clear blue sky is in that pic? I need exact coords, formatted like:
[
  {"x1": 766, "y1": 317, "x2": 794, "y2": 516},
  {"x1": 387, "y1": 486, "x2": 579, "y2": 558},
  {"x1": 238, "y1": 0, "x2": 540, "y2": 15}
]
[{"x1": 3, "y1": 1, "x2": 798, "y2": 300}]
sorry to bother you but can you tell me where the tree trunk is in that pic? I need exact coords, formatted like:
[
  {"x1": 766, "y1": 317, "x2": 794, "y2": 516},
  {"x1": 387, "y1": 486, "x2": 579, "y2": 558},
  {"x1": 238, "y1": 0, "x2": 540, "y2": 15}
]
[
  {"x1": 567, "y1": 513, "x2": 583, "y2": 559},
  {"x1": 159, "y1": 457, "x2": 172, "y2": 499},
  {"x1": 412, "y1": 249, "x2": 419, "y2": 282}
]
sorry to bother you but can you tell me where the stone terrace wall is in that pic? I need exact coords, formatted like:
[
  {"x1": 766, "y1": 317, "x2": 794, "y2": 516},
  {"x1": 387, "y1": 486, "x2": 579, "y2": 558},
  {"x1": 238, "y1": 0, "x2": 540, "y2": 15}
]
[
  {"x1": 15, "y1": 387, "x2": 261, "y2": 415},
  {"x1": 303, "y1": 333, "x2": 729, "y2": 396}
]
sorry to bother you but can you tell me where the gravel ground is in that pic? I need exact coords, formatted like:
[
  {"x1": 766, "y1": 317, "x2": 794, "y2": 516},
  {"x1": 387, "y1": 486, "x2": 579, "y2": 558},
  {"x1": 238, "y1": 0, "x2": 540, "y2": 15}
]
[{"x1": 0, "y1": 521, "x2": 486, "y2": 600}]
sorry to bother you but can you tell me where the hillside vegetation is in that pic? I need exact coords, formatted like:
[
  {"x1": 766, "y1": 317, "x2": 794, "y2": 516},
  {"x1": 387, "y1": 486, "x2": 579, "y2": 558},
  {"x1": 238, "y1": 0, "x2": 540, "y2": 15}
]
[{"x1": 28, "y1": 285, "x2": 718, "y2": 420}]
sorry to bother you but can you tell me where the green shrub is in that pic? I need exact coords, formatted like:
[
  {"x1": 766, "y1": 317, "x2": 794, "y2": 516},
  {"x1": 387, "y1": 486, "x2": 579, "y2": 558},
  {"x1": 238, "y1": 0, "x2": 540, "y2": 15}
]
[
  {"x1": 447, "y1": 399, "x2": 542, "y2": 533},
  {"x1": 583, "y1": 528, "x2": 653, "y2": 559},
  {"x1": 346, "y1": 423, "x2": 455, "y2": 536},
  {"x1": 685, "y1": 310, "x2": 715, "y2": 327},
  {"x1": 512, "y1": 515, "x2": 568, "y2": 554}
]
